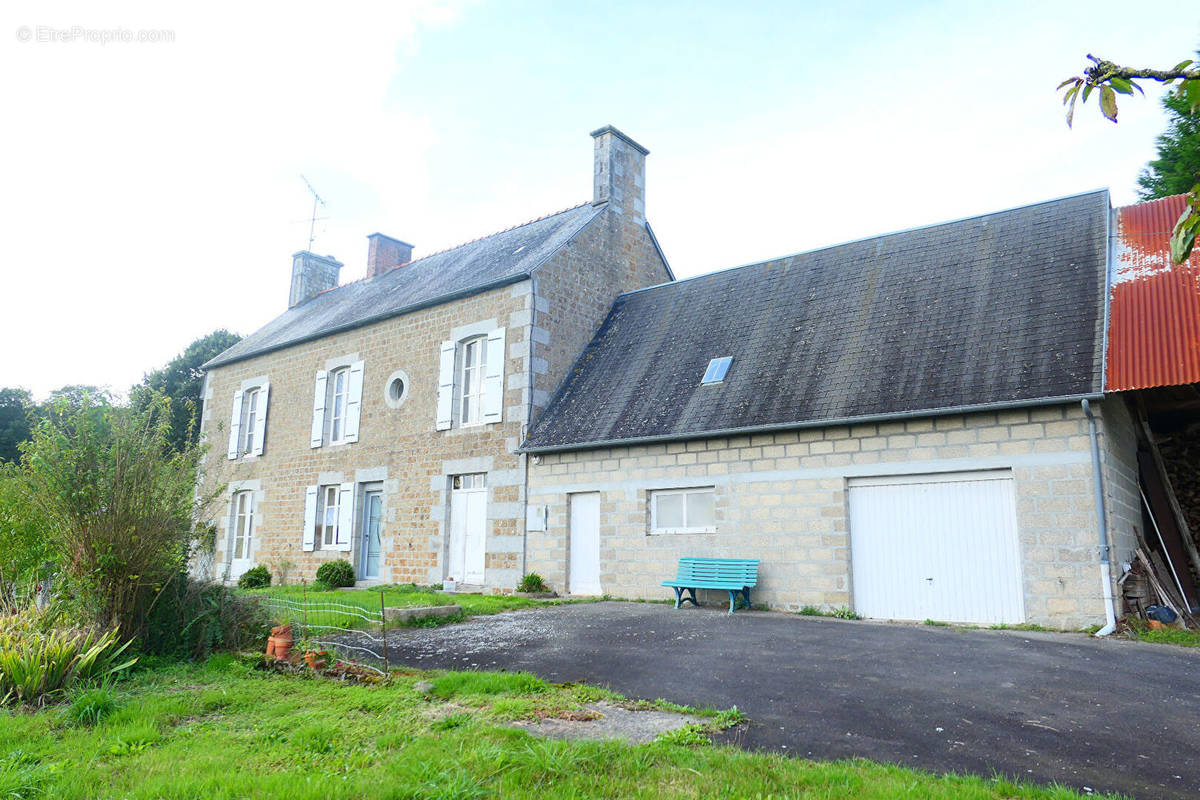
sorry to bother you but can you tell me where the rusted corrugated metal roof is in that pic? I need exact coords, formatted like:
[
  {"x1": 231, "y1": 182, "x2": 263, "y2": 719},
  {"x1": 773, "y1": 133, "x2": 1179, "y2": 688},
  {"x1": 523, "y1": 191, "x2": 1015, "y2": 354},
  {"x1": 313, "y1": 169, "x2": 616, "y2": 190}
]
[{"x1": 1108, "y1": 195, "x2": 1200, "y2": 391}]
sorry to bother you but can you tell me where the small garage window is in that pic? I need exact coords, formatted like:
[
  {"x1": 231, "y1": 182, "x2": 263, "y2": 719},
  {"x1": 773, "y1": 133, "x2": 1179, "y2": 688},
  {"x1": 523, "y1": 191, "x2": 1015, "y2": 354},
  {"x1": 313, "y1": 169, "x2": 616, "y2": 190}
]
[{"x1": 650, "y1": 487, "x2": 715, "y2": 534}]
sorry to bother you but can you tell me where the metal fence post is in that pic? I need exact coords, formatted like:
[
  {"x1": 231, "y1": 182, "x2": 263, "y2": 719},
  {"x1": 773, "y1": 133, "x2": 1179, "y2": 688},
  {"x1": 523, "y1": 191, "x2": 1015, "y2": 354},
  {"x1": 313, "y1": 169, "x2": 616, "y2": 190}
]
[{"x1": 379, "y1": 589, "x2": 388, "y2": 673}]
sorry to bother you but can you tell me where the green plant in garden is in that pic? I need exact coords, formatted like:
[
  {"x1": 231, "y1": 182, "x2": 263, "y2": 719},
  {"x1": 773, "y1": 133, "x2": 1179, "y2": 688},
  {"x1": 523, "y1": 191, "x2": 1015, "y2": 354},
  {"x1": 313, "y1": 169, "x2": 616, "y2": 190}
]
[
  {"x1": 236, "y1": 565, "x2": 271, "y2": 590},
  {"x1": 0, "y1": 611, "x2": 136, "y2": 707},
  {"x1": 315, "y1": 559, "x2": 355, "y2": 588},
  {"x1": 62, "y1": 683, "x2": 119, "y2": 726},
  {"x1": 517, "y1": 573, "x2": 549, "y2": 593},
  {"x1": 6, "y1": 392, "x2": 218, "y2": 640}
]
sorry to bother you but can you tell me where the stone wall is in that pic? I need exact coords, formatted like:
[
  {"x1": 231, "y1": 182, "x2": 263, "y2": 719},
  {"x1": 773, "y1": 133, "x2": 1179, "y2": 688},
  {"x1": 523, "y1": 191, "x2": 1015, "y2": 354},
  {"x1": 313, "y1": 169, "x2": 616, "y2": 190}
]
[
  {"x1": 200, "y1": 281, "x2": 534, "y2": 590},
  {"x1": 527, "y1": 403, "x2": 1126, "y2": 629}
]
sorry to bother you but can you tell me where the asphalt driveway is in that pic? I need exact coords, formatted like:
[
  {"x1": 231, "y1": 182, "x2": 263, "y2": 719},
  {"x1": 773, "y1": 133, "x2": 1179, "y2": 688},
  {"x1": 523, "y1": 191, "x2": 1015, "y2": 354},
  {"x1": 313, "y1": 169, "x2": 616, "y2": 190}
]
[{"x1": 381, "y1": 602, "x2": 1200, "y2": 800}]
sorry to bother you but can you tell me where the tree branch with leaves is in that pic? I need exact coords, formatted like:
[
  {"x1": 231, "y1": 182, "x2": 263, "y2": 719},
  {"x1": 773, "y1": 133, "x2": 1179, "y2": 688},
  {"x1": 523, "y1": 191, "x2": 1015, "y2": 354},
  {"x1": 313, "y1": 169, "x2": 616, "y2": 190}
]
[{"x1": 1059, "y1": 54, "x2": 1200, "y2": 263}]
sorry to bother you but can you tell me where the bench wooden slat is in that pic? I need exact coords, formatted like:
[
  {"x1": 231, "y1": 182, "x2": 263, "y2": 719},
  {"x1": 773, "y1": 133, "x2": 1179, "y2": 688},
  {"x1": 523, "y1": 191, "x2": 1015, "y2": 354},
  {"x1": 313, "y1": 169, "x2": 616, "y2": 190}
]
[{"x1": 661, "y1": 557, "x2": 759, "y2": 613}]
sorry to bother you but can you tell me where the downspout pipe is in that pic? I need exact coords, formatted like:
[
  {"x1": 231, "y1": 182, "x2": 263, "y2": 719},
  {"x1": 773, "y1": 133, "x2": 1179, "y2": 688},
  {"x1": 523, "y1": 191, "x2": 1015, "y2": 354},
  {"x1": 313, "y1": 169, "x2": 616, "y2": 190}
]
[{"x1": 1082, "y1": 399, "x2": 1117, "y2": 636}]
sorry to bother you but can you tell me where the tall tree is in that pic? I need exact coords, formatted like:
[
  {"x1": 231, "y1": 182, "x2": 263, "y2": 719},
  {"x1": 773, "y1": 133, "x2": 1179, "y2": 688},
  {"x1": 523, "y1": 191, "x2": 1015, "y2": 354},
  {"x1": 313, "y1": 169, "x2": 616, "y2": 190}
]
[
  {"x1": 1138, "y1": 83, "x2": 1200, "y2": 200},
  {"x1": 0, "y1": 388, "x2": 32, "y2": 463},
  {"x1": 133, "y1": 329, "x2": 241, "y2": 452}
]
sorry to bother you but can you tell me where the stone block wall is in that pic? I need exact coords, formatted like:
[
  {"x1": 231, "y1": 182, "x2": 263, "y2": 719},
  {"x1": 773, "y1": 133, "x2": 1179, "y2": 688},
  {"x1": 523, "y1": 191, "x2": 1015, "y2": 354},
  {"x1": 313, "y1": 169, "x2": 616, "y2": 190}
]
[
  {"x1": 199, "y1": 281, "x2": 534, "y2": 590},
  {"x1": 527, "y1": 403, "x2": 1127, "y2": 629}
]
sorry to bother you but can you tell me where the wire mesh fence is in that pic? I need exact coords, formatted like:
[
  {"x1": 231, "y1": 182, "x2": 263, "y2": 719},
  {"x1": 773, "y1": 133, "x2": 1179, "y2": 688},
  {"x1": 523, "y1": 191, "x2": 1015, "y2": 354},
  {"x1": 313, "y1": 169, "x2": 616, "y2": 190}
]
[{"x1": 262, "y1": 588, "x2": 390, "y2": 674}]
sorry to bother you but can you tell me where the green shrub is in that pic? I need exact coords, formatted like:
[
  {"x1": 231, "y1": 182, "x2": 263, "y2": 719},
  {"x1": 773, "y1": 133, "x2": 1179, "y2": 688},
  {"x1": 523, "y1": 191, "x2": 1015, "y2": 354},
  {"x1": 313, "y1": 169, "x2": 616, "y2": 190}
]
[
  {"x1": 0, "y1": 612, "x2": 136, "y2": 707},
  {"x1": 315, "y1": 560, "x2": 355, "y2": 588},
  {"x1": 141, "y1": 574, "x2": 268, "y2": 660},
  {"x1": 63, "y1": 683, "x2": 119, "y2": 725},
  {"x1": 236, "y1": 565, "x2": 271, "y2": 589},
  {"x1": 517, "y1": 573, "x2": 548, "y2": 593},
  {"x1": 309, "y1": 579, "x2": 334, "y2": 592},
  {"x1": 4, "y1": 393, "x2": 219, "y2": 641}
]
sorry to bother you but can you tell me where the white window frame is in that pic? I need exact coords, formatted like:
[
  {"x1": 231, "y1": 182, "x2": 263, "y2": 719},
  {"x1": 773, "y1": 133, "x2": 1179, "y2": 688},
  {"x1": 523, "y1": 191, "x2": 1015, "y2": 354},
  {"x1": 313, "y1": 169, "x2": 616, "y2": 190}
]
[
  {"x1": 458, "y1": 336, "x2": 487, "y2": 427},
  {"x1": 231, "y1": 490, "x2": 254, "y2": 561},
  {"x1": 650, "y1": 487, "x2": 717, "y2": 534},
  {"x1": 328, "y1": 366, "x2": 350, "y2": 444},
  {"x1": 239, "y1": 387, "x2": 260, "y2": 455},
  {"x1": 316, "y1": 485, "x2": 342, "y2": 549}
]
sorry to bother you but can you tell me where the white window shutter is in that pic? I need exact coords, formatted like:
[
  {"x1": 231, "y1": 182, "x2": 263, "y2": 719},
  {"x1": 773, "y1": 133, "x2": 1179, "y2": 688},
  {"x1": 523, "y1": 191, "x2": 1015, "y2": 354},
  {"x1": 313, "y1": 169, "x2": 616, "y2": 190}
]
[
  {"x1": 227, "y1": 390, "x2": 243, "y2": 460},
  {"x1": 344, "y1": 361, "x2": 365, "y2": 443},
  {"x1": 252, "y1": 382, "x2": 270, "y2": 456},
  {"x1": 482, "y1": 327, "x2": 506, "y2": 424},
  {"x1": 302, "y1": 485, "x2": 318, "y2": 552},
  {"x1": 336, "y1": 482, "x2": 355, "y2": 552},
  {"x1": 435, "y1": 340, "x2": 455, "y2": 431},
  {"x1": 310, "y1": 370, "x2": 328, "y2": 448}
]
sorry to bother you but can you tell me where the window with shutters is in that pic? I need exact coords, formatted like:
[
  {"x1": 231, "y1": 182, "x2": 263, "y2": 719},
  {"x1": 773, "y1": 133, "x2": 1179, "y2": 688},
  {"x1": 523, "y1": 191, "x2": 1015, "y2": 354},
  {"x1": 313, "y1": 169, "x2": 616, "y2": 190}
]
[
  {"x1": 650, "y1": 487, "x2": 716, "y2": 534},
  {"x1": 227, "y1": 380, "x2": 270, "y2": 460},
  {"x1": 436, "y1": 328, "x2": 505, "y2": 432},
  {"x1": 459, "y1": 336, "x2": 487, "y2": 427},
  {"x1": 316, "y1": 485, "x2": 342, "y2": 549},
  {"x1": 310, "y1": 359, "x2": 364, "y2": 448}
]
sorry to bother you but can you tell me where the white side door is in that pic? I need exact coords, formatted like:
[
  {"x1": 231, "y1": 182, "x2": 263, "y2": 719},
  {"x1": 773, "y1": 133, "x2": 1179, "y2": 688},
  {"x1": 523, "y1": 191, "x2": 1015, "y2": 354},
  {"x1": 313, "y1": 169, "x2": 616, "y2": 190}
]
[
  {"x1": 448, "y1": 477, "x2": 487, "y2": 585},
  {"x1": 849, "y1": 471, "x2": 1024, "y2": 624},
  {"x1": 569, "y1": 492, "x2": 602, "y2": 596}
]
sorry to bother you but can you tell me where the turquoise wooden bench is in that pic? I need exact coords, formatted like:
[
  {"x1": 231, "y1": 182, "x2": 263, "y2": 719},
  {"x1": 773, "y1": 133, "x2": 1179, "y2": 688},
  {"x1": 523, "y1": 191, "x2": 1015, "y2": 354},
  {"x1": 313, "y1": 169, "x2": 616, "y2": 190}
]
[{"x1": 662, "y1": 557, "x2": 759, "y2": 613}]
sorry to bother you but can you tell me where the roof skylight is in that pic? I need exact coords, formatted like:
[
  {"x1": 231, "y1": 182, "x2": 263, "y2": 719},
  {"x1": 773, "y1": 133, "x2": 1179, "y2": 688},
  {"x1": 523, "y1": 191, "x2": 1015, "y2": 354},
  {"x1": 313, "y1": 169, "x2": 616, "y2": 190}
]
[{"x1": 701, "y1": 356, "x2": 732, "y2": 385}]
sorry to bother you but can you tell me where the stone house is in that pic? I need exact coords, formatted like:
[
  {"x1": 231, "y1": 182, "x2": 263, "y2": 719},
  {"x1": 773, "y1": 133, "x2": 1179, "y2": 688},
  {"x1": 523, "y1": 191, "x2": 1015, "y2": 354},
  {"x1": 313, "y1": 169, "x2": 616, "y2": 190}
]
[
  {"x1": 199, "y1": 125, "x2": 1181, "y2": 631},
  {"x1": 197, "y1": 126, "x2": 672, "y2": 591},
  {"x1": 520, "y1": 190, "x2": 1142, "y2": 630}
]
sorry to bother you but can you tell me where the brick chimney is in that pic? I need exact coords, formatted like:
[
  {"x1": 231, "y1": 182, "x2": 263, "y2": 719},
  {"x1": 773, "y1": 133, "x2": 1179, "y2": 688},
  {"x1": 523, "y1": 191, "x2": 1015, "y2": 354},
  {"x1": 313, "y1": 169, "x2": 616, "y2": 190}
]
[
  {"x1": 591, "y1": 125, "x2": 648, "y2": 224},
  {"x1": 366, "y1": 232, "x2": 414, "y2": 279},
  {"x1": 289, "y1": 251, "x2": 343, "y2": 308}
]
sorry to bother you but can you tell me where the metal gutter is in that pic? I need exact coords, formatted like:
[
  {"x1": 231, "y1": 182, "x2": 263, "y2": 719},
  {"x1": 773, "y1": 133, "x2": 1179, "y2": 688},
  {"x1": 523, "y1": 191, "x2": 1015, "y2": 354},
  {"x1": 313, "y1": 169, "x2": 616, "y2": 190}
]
[
  {"x1": 518, "y1": 392, "x2": 1106, "y2": 454},
  {"x1": 203, "y1": 272, "x2": 533, "y2": 369},
  {"x1": 1081, "y1": 398, "x2": 1117, "y2": 636}
]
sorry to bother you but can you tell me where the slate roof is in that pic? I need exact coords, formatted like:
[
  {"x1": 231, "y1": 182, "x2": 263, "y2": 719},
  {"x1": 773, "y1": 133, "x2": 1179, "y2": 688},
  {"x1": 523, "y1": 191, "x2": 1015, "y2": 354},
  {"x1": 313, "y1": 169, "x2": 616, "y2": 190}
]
[
  {"x1": 206, "y1": 203, "x2": 604, "y2": 368},
  {"x1": 522, "y1": 190, "x2": 1110, "y2": 452}
]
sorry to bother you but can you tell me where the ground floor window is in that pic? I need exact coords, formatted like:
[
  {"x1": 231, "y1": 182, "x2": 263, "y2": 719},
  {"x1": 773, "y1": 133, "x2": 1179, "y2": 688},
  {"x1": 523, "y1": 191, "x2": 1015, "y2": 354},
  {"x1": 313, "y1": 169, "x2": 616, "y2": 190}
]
[
  {"x1": 650, "y1": 487, "x2": 715, "y2": 534},
  {"x1": 317, "y1": 485, "x2": 343, "y2": 548},
  {"x1": 232, "y1": 490, "x2": 254, "y2": 559}
]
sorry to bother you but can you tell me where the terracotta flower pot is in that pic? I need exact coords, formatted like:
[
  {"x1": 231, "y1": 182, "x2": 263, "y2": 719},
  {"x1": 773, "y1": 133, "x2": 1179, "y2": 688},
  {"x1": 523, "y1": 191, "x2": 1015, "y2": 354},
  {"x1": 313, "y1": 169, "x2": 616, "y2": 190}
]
[{"x1": 304, "y1": 650, "x2": 328, "y2": 670}]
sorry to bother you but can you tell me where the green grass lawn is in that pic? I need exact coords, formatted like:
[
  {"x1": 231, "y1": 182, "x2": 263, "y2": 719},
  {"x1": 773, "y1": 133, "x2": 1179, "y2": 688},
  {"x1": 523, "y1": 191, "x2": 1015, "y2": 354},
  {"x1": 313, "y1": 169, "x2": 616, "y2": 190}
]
[
  {"x1": 0, "y1": 657, "x2": 1123, "y2": 800},
  {"x1": 242, "y1": 584, "x2": 573, "y2": 630}
]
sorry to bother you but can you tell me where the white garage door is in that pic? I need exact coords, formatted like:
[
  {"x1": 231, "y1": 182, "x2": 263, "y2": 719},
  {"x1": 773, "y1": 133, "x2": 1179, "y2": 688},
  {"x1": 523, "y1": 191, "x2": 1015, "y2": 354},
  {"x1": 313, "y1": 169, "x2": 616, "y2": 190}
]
[{"x1": 848, "y1": 471, "x2": 1024, "y2": 625}]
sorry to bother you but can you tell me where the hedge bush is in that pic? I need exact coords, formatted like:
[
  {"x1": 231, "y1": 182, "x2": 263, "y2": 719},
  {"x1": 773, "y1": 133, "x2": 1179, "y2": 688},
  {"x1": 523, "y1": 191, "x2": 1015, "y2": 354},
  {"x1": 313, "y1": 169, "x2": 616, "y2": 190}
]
[
  {"x1": 314, "y1": 560, "x2": 355, "y2": 588},
  {"x1": 236, "y1": 566, "x2": 271, "y2": 589}
]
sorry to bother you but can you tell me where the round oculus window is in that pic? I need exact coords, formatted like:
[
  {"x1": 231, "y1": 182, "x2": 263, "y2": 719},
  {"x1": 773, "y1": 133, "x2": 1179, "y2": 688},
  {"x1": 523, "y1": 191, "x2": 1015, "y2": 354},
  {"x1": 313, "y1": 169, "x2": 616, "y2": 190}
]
[{"x1": 383, "y1": 369, "x2": 410, "y2": 408}]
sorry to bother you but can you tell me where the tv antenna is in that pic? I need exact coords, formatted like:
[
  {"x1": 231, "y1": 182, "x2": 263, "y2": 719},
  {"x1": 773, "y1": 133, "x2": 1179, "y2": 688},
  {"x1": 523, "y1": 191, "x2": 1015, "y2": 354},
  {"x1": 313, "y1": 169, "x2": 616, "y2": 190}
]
[{"x1": 300, "y1": 174, "x2": 328, "y2": 251}]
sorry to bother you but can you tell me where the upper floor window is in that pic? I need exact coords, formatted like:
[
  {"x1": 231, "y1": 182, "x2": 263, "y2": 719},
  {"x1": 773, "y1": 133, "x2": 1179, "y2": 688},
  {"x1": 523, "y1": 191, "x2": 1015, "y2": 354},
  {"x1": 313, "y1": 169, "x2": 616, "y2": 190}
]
[
  {"x1": 310, "y1": 360, "x2": 364, "y2": 448},
  {"x1": 650, "y1": 487, "x2": 716, "y2": 534},
  {"x1": 227, "y1": 380, "x2": 270, "y2": 460},
  {"x1": 436, "y1": 328, "x2": 506, "y2": 431},
  {"x1": 459, "y1": 336, "x2": 487, "y2": 426},
  {"x1": 329, "y1": 367, "x2": 350, "y2": 443}
]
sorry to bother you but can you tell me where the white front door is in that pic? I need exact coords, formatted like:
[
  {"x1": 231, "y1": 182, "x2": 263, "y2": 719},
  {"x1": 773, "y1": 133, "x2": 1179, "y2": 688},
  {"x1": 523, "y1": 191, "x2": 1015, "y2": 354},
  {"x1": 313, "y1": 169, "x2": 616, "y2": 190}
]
[
  {"x1": 849, "y1": 471, "x2": 1024, "y2": 625},
  {"x1": 448, "y1": 474, "x2": 487, "y2": 585},
  {"x1": 569, "y1": 492, "x2": 602, "y2": 595},
  {"x1": 359, "y1": 490, "x2": 383, "y2": 580}
]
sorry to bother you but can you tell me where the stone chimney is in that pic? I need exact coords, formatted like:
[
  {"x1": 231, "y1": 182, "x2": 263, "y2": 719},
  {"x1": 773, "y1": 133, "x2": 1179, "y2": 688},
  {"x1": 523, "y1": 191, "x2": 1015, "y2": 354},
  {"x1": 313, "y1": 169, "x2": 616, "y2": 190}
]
[
  {"x1": 366, "y1": 233, "x2": 414, "y2": 279},
  {"x1": 591, "y1": 125, "x2": 649, "y2": 224},
  {"x1": 289, "y1": 251, "x2": 343, "y2": 308}
]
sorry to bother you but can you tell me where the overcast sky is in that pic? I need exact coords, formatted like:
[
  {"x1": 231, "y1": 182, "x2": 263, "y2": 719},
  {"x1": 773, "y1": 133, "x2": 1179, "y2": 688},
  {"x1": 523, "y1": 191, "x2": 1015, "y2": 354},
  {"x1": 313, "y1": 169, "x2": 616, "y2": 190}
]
[{"x1": 3, "y1": 1, "x2": 1197, "y2": 398}]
